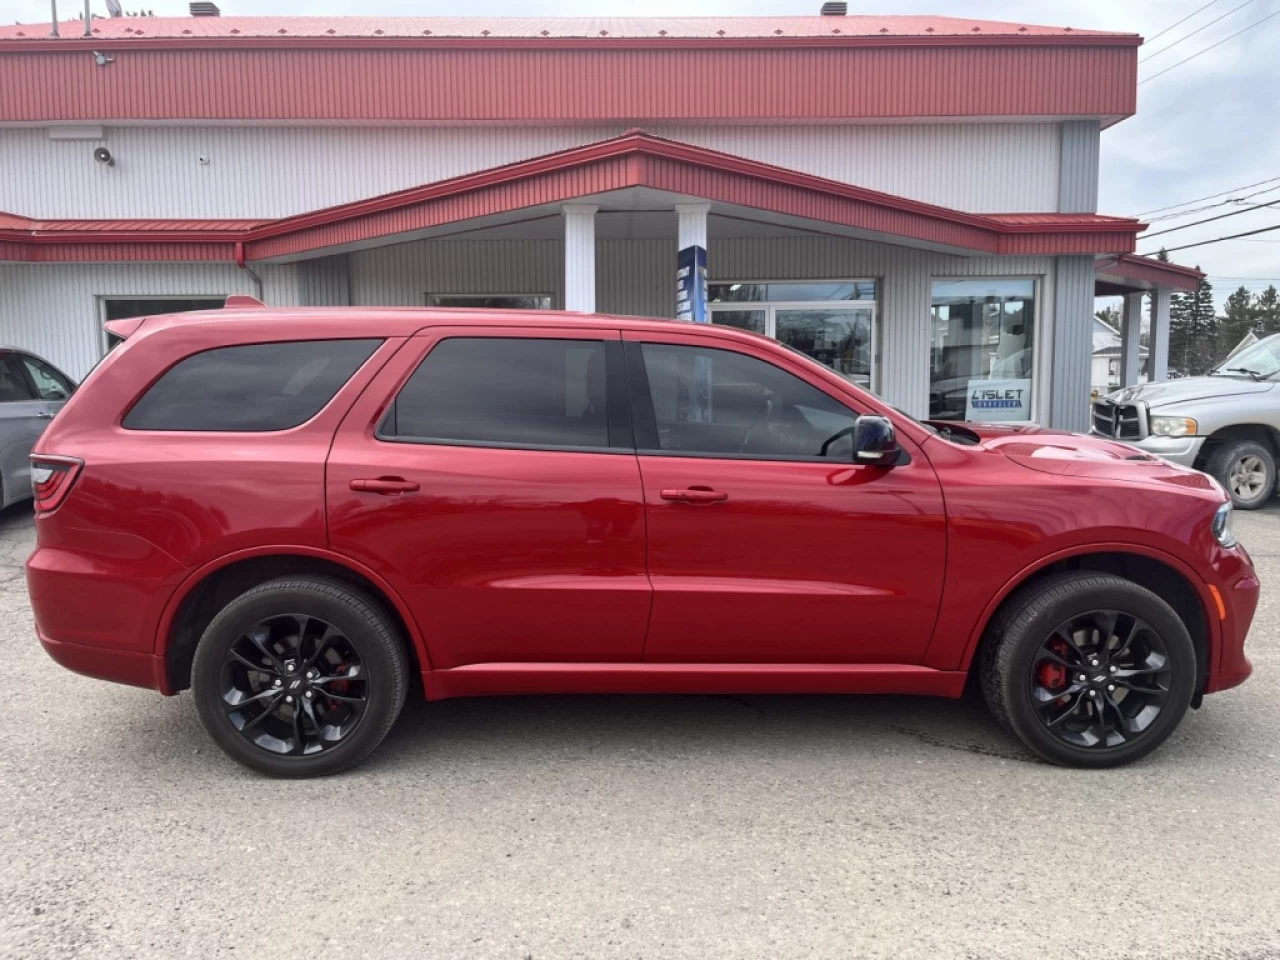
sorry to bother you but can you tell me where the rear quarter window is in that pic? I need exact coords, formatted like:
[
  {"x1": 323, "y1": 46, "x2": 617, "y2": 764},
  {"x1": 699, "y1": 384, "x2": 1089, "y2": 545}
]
[{"x1": 123, "y1": 339, "x2": 381, "y2": 432}]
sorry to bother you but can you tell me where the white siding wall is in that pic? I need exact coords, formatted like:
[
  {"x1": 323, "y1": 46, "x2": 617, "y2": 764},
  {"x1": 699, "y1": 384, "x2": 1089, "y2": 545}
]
[
  {"x1": 1, "y1": 123, "x2": 1061, "y2": 221},
  {"x1": 349, "y1": 239, "x2": 563, "y2": 307},
  {"x1": 0, "y1": 262, "x2": 300, "y2": 379}
]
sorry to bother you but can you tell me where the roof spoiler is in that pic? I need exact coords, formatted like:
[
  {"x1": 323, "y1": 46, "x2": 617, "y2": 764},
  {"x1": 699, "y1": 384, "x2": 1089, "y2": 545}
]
[{"x1": 101, "y1": 295, "x2": 265, "y2": 342}]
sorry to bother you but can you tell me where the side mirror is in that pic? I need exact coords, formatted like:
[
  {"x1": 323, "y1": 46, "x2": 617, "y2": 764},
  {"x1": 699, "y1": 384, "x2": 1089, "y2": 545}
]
[{"x1": 853, "y1": 415, "x2": 900, "y2": 467}]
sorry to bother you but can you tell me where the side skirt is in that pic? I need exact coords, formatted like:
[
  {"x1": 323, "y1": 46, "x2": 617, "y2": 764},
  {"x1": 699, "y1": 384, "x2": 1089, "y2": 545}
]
[{"x1": 421, "y1": 663, "x2": 968, "y2": 701}]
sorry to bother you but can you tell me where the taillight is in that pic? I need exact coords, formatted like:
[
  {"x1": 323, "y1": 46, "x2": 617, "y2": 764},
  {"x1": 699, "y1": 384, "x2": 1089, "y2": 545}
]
[{"x1": 30, "y1": 456, "x2": 83, "y2": 513}]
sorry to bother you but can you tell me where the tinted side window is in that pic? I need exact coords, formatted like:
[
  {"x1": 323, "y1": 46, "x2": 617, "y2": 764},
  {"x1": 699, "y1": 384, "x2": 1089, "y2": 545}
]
[
  {"x1": 384, "y1": 338, "x2": 613, "y2": 450},
  {"x1": 636, "y1": 342, "x2": 859, "y2": 459},
  {"x1": 20, "y1": 355, "x2": 74, "y2": 401},
  {"x1": 124, "y1": 339, "x2": 381, "y2": 432},
  {"x1": 0, "y1": 355, "x2": 37, "y2": 403}
]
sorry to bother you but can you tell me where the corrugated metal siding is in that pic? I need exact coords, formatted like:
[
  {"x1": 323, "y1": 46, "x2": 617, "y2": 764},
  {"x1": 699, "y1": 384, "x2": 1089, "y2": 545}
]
[
  {"x1": 0, "y1": 262, "x2": 258, "y2": 378},
  {"x1": 349, "y1": 239, "x2": 563, "y2": 307},
  {"x1": 1050, "y1": 254, "x2": 1095, "y2": 431},
  {"x1": 0, "y1": 46, "x2": 1138, "y2": 125},
  {"x1": 1058, "y1": 120, "x2": 1100, "y2": 214},
  {"x1": 0, "y1": 123, "x2": 1061, "y2": 221},
  {"x1": 298, "y1": 254, "x2": 351, "y2": 306},
  {"x1": 597, "y1": 239, "x2": 672, "y2": 318}
]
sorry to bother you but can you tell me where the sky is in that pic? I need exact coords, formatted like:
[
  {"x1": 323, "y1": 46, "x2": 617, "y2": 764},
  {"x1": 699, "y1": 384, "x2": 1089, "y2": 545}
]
[{"x1": 10, "y1": 0, "x2": 1280, "y2": 308}]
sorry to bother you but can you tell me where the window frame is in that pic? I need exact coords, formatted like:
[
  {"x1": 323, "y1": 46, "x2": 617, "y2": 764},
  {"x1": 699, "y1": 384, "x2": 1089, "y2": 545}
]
[
  {"x1": 375, "y1": 333, "x2": 635, "y2": 456},
  {"x1": 623, "y1": 336, "x2": 870, "y2": 464},
  {"x1": 424, "y1": 293, "x2": 554, "y2": 310},
  {"x1": 15, "y1": 352, "x2": 75, "y2": 401},
  {"x1": 928, "y1": 275, "x2": 1042, "y2": 425}
]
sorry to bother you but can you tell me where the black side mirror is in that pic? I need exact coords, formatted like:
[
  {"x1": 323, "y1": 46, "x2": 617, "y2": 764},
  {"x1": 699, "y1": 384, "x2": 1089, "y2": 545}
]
[{"x1": 853, "y1": 415, "x2": 900, "y2": 466}]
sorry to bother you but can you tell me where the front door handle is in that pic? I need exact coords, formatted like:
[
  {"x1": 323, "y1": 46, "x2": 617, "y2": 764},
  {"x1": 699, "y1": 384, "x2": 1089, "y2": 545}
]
[
  {"x1": 349, "y1": 477, "x2": 420, "y2": 495},
  {"x1": 35, "y1": 411, "x2": 55, "y2": 420},
  {"x1": 660, "y1": 487, "x2": 728, "y2": 504}
]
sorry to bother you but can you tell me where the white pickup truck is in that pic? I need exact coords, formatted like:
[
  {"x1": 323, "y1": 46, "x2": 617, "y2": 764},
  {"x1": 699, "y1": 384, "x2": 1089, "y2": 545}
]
[{"x1": 1092, "y1": 333, "x2": 1280, "y2": 509}]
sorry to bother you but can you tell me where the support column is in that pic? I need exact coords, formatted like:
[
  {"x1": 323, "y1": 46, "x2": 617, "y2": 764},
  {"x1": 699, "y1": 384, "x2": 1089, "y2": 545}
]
[
  {"x1": 562, "y1": 204, "x2": 597, "y2": 313},
  {"x1": 1119, "y1": 292, "x2": 1144, "y2": 387},
  {"x1": 1149, "y1": 287, "x2": 1172, "y2": 381},
  {"x1": 674, "y1": 203, "x2": 710, "y2": 323},
  {"x1": 1049, "y1": 255, "x2": 1095, "y2": 432}
]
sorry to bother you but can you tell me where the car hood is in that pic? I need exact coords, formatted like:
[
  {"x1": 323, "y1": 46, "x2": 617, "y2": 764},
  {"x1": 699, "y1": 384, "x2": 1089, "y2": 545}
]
[
  {"x1": 1106, "y1": 375, "x2": 1274, "y2": 408},
  {"x1": 952, "y1": 423, "x2": 1218, "y2": 490}
]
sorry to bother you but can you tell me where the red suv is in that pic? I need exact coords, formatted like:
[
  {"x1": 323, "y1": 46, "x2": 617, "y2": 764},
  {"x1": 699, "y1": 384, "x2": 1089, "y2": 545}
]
[{"x1": 27, "y1": 305, "x2": 1258, "y2": 776}]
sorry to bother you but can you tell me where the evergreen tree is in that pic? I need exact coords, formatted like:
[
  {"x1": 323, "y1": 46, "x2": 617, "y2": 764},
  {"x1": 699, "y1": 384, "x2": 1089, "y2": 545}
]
[
  {"x1": 1095, "y1": 305, "x2": 1122, "y2": 329},
  {"x1": 1219, "y1": 286, "x2": 1257, "y2": 358},
  {"x1": 1168, "y1": 270, "x2": 1216, "y2": 375},
  {"x1": 1255, "y1": 286, "x2": 1280, "y2": 336}
]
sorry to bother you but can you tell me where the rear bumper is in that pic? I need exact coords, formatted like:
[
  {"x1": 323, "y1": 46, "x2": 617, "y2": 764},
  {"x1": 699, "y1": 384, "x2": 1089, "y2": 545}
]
[{"x1": 37, "y1": 628, "x2": 164, "y2": 692}]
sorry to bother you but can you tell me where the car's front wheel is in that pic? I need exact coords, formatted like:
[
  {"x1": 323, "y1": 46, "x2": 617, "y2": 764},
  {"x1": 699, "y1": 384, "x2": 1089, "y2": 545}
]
[
  {"x1": 191, "y1": 576, "x2": 409, "y2": 778},
  {"x1": 980, "y1": 572, "x2": 1196, "y2": 768},
  {"x1": 1206, "y1": 438, "x2": 1276, "y2": 510}
]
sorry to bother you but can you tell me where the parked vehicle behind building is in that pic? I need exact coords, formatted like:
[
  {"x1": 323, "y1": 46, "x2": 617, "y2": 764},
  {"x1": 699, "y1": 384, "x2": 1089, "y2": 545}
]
[
  {"x1": 27, "y1": 305, "x2": 1257, "y2": 776},
  {"x1": 0, "y1": 348, "x2": 75, "y2": 509},
  {"x1": 1092, "y1": 333, "x2": 1280, "y2": 509}
]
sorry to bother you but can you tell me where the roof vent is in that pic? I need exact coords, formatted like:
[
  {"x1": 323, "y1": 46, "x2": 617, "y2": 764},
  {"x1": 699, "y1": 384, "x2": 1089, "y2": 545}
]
[
  {"x1": 189, "y1": 2, "x2": 220, "y2": 16},
  {"x1": 820, "y1": 2, "x2": 847, "y2": 15}
]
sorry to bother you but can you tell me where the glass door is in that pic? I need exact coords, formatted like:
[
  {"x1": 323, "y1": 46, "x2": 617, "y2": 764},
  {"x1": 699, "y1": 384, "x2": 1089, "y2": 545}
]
[{"x1": 710, "y1": 303, "x2": 876, "y2": 391}]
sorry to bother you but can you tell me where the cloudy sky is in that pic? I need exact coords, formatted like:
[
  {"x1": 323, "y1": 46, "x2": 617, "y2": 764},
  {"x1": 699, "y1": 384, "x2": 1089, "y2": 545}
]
[{"x1": 12, "y1": 0, "x2": 1280, "y2": 306}]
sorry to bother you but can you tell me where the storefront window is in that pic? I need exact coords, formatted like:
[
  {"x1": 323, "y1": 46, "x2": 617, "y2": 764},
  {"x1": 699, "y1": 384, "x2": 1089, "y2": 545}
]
[
  {"x1": 929, "y1": 279, "x2": 1036, "y2": 422},
  {"x1": 707, "y1": 282, "x2": 877, "y2": 390}
]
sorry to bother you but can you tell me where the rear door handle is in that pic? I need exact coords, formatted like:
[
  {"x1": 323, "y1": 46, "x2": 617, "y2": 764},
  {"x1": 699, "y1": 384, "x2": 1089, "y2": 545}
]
[
  {"x1": 35, "y1": 411, "x2": 55, "y2": 420},
  {"x1": 349, "y1": 477, "x2": 420, "y2": 495},
  {"x1": 660, "y1": 487, "x2": 728, "y2": 504}
]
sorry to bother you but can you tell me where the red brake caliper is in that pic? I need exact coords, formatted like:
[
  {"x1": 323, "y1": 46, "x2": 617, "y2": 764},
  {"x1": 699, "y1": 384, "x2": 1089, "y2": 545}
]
[{"x1": 1037, "y1": 639, "x2": 1071, "y2": 703}]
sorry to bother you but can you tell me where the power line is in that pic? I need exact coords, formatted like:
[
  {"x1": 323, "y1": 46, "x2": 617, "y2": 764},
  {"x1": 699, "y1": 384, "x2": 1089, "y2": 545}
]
[
  {"x1": 1144, "y1": 200, "x2": 1280, "y2": 238},
  {"x1": 1139, "y1": 9, "x2": 1280, "y2": 84},
  {"x1": 1146, "y1": 183, "x2": 1280, "y2": 221},
  {"x1": 1142, "y1": 221, "x2": 1280, "y2": 255},
  {"x1": 1140, "y1": 0, "x2": 1257, "y2": 62},
  {"x1": 1135, "y1": 175, "x2": 1280, "y2": 216},
  {"x1": 1145, "y1": 0, "x2": 1226, "y2": 45}
]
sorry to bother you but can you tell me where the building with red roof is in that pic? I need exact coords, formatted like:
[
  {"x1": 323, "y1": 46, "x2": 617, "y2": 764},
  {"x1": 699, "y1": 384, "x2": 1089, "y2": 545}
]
[{"x1": 0, "y1": 5, "x2": 1196, "y2": 427}]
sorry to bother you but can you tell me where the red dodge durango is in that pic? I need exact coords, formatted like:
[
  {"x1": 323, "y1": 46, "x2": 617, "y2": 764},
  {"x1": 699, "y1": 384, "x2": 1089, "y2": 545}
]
[{"x1": 26, "y1": 305, "x2": 1258, "y2": 776}]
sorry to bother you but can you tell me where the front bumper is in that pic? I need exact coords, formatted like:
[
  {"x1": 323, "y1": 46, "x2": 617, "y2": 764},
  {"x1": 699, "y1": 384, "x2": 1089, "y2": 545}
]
[{"x1": 1091, "y1": 431, "x2": 1207, "y2": 468}]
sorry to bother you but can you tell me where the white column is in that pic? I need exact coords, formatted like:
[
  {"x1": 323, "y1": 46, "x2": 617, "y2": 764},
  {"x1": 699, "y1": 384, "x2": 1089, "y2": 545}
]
[
  {"x1": 675, "y1": 203, "x2": 710, "y2": 251},
  {"x1": 1149, "y1": 287, "x2": 1172, "y2": 381},
  {"x1": 1119, "y1": 292, "x2": 1144, "y2": 386},
  {"x1": 562, "y1": 204, "x2": 598, "y2": 313}
]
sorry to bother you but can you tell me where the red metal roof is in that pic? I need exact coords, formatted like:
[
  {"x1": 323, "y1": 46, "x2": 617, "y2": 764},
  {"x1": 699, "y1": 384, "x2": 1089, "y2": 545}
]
[
  {"x1": 0, "y1": 131, "x2": 1146, "y2": 265},
  {"x1": 0, "y1": 16, "x2": 1135, "y2": 43},
  {"x1": 1096, "y1": 254, "x2": 1204, "y2": 292}
]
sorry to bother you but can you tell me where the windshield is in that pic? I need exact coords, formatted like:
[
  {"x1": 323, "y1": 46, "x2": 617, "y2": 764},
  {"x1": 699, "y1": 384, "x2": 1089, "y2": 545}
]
[{"x1": 1213, "y1": 336, "x2": 1280, "y2": 379}]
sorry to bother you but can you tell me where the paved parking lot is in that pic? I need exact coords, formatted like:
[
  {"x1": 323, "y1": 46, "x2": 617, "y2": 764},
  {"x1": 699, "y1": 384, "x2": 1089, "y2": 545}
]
[{"x1": 2, "y1": 501, "x2": 1278, "y2": 960}]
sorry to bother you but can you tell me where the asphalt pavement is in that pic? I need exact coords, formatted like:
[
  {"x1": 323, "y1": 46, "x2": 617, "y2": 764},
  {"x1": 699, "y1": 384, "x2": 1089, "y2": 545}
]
[{"x1": 1, "y1": 500, "x2": 1278, "y2": 960}]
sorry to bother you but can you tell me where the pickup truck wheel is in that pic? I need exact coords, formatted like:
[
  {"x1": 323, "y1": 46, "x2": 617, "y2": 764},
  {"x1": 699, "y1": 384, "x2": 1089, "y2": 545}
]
[
  {"x1": 980, "y1": 572, "x2": 1195, "y2": 768},
  {"x1": 1207, "y1": 439, "x2": 1275, "y2": 510},
  {"x1": 192, "y1": 576, "x2": 409, "y2": 778}
]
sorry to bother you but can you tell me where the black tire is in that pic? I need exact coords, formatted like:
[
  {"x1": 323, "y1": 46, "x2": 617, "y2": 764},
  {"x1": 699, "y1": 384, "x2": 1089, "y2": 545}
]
[
  {"x1": 979, "y1": 571, "x2": 1196, "y2": 768},
  {"x1": 192, "y1": 576, "x2": 409, "y2": 778},
  {"x1": 1206, "y1": 438, "x2": 1275, "y2": 510}
]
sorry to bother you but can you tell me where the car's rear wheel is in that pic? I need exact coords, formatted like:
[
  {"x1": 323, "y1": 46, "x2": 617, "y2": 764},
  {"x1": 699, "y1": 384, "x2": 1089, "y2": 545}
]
[
  {"x1": 1207, "y1": 438, "x2": 1275, "y2": 510},
  {"x1": 980, "y1": 572, "x2": 1196, "y2": 768},
  {"x1": 192, "y1": 576, "x2": 409, "y2": 778}
]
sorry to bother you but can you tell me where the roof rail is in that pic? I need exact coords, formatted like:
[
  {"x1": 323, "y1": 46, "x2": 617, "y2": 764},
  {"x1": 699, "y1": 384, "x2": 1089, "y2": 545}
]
[{"x1": 224, "y1": 295, "x2": 265, "y2": 308}]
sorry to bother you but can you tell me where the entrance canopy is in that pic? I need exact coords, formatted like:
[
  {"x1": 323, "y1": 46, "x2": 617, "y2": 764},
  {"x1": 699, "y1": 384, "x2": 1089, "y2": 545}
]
[{"x1": 1, "y1": 131, "x2": 1145, "y2": 265}]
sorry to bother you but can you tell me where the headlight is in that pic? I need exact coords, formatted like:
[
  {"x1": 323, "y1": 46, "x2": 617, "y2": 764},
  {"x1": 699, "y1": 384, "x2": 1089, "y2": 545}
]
[
  {"x1": 1212, "y1": 502, "x2": 1236, "y2": 547},
  {"x1": 1150, "y1": 416, "x2": 1198, "y2": 437}
]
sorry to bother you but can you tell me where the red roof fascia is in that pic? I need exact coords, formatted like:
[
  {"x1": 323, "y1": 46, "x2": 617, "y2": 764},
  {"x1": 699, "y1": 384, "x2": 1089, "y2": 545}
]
[
  {"x1": 1095, "y1": 254, "x2": 1204, "y2": 292},
  {"x1": 0, "y1": 132, "x2": 1146, "y2": 263}
]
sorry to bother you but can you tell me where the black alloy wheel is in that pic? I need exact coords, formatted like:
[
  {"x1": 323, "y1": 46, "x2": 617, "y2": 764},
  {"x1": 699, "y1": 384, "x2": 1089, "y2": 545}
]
[
  {"x1": 980, "y1": 572, "x2": 1196, "y2": 768},
  {"x1": 220, "y1": 614, "x2": 369, "y2": 757},
  {"x1": 193, "y1": 577, "x2": 409, "y2": 778},
  {"x1": 1029, "y1": 610, "x2": 1171, "y2": 749}
]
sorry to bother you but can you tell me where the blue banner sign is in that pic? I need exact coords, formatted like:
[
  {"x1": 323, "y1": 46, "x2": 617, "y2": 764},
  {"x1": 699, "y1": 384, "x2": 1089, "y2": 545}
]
[{"x1": 676, "y1": 245, "x2": 708, "y2": 324}]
